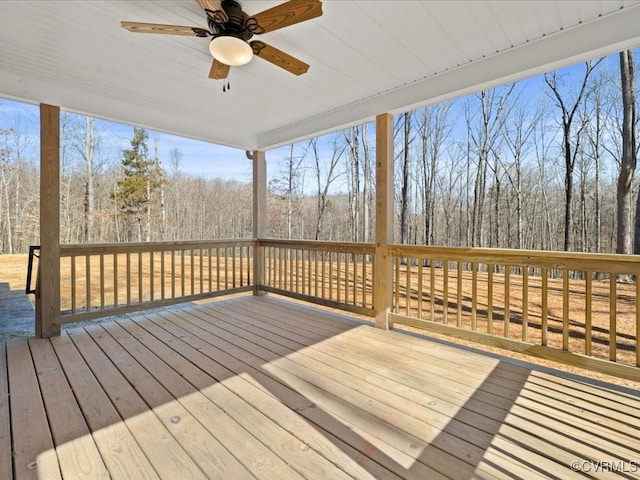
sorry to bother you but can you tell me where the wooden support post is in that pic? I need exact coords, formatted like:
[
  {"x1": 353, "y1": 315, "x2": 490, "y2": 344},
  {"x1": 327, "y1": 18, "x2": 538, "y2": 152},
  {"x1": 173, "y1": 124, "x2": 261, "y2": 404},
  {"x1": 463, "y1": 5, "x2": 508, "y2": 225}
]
[
  {"x1": 249, "y1": 150, "x2": 267, "y2": 295},
  {"x1": 36, "y1": 104, "x2": 61, "y2": 337},
  {"x1": 374, "y1": 113, "x2": 394, "y2": 330}
]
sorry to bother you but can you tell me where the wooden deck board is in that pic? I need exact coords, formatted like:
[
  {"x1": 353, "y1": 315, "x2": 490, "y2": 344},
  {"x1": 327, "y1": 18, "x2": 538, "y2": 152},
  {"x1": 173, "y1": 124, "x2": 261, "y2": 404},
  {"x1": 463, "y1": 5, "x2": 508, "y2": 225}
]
[
  {"x1": 0, "y1": 342, "x2": 12, "y2": 480},
  {"x1": 28, "y1": 338, "x2": 109, "y2": 479},
  {"x1": 2, "y1": 295, "x2": 640, "y2": 479},
  {"x1": 6, "y1": 340, "x2": 61, "y2": 480},
  {"x1": 193, "y1": 304, "x2": 497, "y2": 478},
  {"x1": 136, "y1": 310, "x2": 411, "y2": 480},
  {"x1": 196, "y1": 301, "x2": 581, "y2": 480},
  {"x1": 49, "y1": 333, "x2": 160, "y2": 480},
  {"x1": 93, "y1": 320, "x2": 306, "y2": 480},
  {"x1": 67, "y1": 328, "x2": 209, "y2": 480}
]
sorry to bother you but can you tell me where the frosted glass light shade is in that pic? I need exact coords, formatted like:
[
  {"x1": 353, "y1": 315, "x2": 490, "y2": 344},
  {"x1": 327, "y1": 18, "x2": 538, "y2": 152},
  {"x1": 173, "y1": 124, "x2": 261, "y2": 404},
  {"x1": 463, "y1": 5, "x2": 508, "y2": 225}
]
[{"x1": 209, "y1": 36, "x2": 253, "y2": 66}]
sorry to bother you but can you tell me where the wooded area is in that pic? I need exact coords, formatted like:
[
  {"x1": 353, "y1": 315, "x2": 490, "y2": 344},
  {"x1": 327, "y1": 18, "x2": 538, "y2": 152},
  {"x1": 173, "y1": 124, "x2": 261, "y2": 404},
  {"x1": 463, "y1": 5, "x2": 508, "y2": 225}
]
[{"x1": 1, "y1": 50, "x2": 640, "y2": 254}]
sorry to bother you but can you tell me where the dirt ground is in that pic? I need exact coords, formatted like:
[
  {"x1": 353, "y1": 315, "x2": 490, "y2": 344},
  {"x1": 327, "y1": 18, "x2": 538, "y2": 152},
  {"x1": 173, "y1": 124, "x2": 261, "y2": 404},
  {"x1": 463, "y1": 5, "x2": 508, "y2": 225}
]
[{"x1": 1, "y1": 253, "x2": 638, "y2": 390}]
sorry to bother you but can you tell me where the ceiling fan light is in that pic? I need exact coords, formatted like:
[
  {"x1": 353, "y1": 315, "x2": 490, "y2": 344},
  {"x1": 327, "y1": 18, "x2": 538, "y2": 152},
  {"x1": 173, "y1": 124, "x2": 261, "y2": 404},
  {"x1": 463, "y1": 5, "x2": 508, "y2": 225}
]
[{"x1": 209, "y1": 35, "x2": 253, "y2": 66}]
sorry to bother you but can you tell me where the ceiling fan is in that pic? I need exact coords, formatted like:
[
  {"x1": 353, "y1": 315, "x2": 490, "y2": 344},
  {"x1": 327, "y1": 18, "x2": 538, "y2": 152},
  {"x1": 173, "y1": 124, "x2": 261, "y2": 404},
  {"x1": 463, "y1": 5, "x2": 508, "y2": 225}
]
[{"x1": 121, "y1": 0, "x2": 322, "y2": 82}]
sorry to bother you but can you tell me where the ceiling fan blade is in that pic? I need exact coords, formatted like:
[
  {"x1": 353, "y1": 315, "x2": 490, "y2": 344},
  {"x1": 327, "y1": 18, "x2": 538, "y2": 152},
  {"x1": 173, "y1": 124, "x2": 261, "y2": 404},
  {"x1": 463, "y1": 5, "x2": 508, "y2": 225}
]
[
  {"x1": 246, "y1": 0, "x2": 322, "y2": 34},
  {"x1": 195, "y1": 0, "x2": 228, "y2": 22},
  {"x1": 209, "y1": 59, "x2": 230, "y2": 79},
  {"x1": 121, "y1": 21, "x2": 208, "y2": 36},
  {"x1": 250, "y1": 41, "x2": 309, "y2": 76}
]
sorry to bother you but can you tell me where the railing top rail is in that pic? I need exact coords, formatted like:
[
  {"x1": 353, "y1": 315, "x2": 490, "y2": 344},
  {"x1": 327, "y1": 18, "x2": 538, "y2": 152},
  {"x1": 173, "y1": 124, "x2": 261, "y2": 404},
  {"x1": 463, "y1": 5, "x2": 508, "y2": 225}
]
[
  {"x1": 388, "y1": 244, "x2": 640, "y2": 273},
  {"x1": 389, "y1": 244, "x2": 640, "y2": 263},
  {"x1": 61, "y1": 239, "x2": 256, "y2": 256},
  {"x1": 259, "y1": 238, "x2": 375, "y2": 253}
]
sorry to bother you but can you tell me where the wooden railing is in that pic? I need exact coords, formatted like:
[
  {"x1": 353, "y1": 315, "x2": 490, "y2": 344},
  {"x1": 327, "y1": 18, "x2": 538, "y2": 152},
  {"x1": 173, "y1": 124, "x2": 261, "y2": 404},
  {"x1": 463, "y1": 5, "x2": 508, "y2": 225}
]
[
  {"x1": 54, "y1": 237, "x2": 640, "y2": 381},
  {"x1": 388, "y1": 245, "x2": 640, "y2": 381},
  {"x1": 258, "y1": 239, "x2": 375, "y2": 316},
  {"x1": 60, "y1": 240, "x2": 254, "y2": 323}
]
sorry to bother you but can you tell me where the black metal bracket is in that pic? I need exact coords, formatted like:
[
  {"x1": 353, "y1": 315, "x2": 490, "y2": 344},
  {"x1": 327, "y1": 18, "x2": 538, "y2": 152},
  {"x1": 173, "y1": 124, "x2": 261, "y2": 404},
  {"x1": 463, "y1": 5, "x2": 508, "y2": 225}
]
[{"x1": 26, "y1": 245, "x2": 40, "y2": 295}]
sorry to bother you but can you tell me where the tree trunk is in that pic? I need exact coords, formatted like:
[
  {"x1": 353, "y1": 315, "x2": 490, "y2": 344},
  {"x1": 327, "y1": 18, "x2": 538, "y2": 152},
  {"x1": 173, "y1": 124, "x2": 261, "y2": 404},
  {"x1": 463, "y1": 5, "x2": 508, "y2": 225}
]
[
  {"x1": 400, "y1": 112, "x2": 411, "y2": 244},
  {"x1": 84, "y1": 117, "x2": 95, "y2": 242},
  {"x1": 154, "y1": 133, "x2": 166, "y2": 241},
  {"x1": 362, "y1": 123, "x2": 371, "y2": 243},
  {"x1": 618, "y1": 49, "x2": 636, "y2": 255}
]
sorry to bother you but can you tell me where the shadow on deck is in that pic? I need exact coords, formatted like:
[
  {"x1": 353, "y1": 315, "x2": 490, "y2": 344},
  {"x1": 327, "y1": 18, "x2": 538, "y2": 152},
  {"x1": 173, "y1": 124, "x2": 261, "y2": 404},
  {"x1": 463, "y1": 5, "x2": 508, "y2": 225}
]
[{"x1": 1, "y1": 295, "x2": 639, "y2": 479}]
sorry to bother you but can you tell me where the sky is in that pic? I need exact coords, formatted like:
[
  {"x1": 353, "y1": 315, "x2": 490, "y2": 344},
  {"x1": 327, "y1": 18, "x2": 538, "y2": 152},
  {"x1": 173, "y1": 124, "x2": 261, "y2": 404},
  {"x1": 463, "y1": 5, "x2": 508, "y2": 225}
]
[{"x1": 0, "y1": 95, "x2": 343, "y2": 190}]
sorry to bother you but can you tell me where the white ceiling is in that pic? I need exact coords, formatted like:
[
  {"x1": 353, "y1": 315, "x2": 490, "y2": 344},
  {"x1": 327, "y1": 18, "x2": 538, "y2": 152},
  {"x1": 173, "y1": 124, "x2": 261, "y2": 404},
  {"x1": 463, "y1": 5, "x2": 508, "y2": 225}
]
[{"x1": 2, "y1": 1, "x2": 640, "y2": 151}]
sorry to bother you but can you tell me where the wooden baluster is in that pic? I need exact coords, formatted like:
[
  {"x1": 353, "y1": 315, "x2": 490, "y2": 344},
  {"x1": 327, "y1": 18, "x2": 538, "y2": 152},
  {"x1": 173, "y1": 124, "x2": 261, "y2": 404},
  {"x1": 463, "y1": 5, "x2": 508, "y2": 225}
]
[
  {"x1": 636, "y1": 280, "x2": 640, "y2": 367},
  {"x1": 562, "y1": 269, "x2": 569, "y2": 350},
  {"x1": 522, "y1": 266, "x2": 528, "y2": 342},
  {"x1": 405, "y1": 258, "x2": 411, "y2": 317},
  {"x1": 321, "y1": 252, "x2": 326, "y2": 299},
  {"x1": 191, "y1": 248, "x2": 196, "y2": 294},
  {"x1": 100, "y1": 254, "x2": 105, "y2": 309},
  {"x1": 585, "y1": 271, "x2": 592, "y2": 356},
  {"x1": 232, "y1": 247, "x2": 237, "y2": 289},
  {"x1": 504, "y1": 265, "x2": 510, "y2": 338},
  {"x1": 200, "y1": 248, "x2": 204, "y2": 292},
  {"x1": 160, "y1": 250, "x2": 165, "y2": 299},
  {"x1": 429, "y1": 260, "x2": 435, "y2": 322},
  {"x1": 138, "y1": 252, "x2": 143, "y2": 303},
  {"x1": 329, "y1": 252, "x2": 334, "y2": 301},
  {"x1": 149, "y1": 251, "x2": 154, "y2": 302},
  {"x1": 443, "y1": 261, "x2": 449, "y2": 325},
  {"x1": 541, "y1": 267, "x2": 548, "y2": 346},
  {"x1": 171, "y1": 250, "x2": 176, "y2": 298},
  {"x1": 456, "y1": 261, "x2": 462, "y2": 328},
  {"x1": 610, "y1": 274, "x2": 617, "y2": 362},
  {"x1": 126, "y1": 252, "x2": 131, "y2": 305},
  {"x1": 352, "y1": 253, "x2": 358, "y2": 306},
  {"x1": 208, "y1": 247, "x2": 213, "y2": 293},
  {"x1": 216, "y1": 247, "x2": 221, "y2": 291},
  {"x1": 417, "y1": 261, "x2": 423, "y2": 319},
  {"x1": 471, "y1": 262, "x2": 477, "y2": 331},
  {"x1": 86, "y1": 255, "x2": 91, "y2": 313},
  {"x1": 394, "y1": 256, "x2": 400, "y2": 313},
  {"x1": 181, "y1": 249, "x2": 186, "y2": 296},
  {"x1": 487, "y1": 264, "x2": 493, "y2": 334},
  {"x1": 113, "y1": 253, "x2": 118, "y2": 307},
  {"x1": 71, "y1": 256, "x2": 76, "y2": 314}
]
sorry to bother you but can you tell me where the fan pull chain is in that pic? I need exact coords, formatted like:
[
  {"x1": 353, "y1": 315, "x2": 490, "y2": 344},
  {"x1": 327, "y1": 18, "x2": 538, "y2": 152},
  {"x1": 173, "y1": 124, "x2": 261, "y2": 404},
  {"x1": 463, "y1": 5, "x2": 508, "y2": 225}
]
[{"x1": 222, "y1": 78, "x2": 230, "y2": 93}]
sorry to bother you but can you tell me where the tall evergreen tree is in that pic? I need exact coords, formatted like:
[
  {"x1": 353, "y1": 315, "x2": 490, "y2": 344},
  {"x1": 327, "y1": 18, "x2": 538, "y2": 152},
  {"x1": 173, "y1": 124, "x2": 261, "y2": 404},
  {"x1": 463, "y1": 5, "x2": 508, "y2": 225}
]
[{"x1": 112, "y1": 127, "x2": 163, "y2": 241}]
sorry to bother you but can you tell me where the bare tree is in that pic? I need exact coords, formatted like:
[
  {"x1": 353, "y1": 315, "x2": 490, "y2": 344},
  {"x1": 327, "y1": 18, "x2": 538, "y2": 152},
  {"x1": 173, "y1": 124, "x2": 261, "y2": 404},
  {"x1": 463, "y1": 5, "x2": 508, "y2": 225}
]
[
  {"x1": 616, "y1": 50, "x2": 636, "y2": 256},
  {"x1": 399, "y1": 112, "x2": 413, "y2": 244},
  {"x1": 418, "y1": 103, "x2": 451, "y2": 245},
  {"x1": 269, "y1": 143, "x2": 307, "y2": 239},
  {"x1": 544, "y1": 60, "x2": 601, "y2": 251},
  {"x1": 468, "y1": 85, "x2": 515, "y2": 247},
  {"x1": 344, "y1": 126, "x2": 361, "y2": 241},
  {"x1": 311, "y1": 137, "x2": 345, "y2": 240},
  {"x1": 361, "y1": 123, "x2": 372, "y2": 242},
  {"x1": 502, "y1": 101, "x2": 541, "y2": 249}
]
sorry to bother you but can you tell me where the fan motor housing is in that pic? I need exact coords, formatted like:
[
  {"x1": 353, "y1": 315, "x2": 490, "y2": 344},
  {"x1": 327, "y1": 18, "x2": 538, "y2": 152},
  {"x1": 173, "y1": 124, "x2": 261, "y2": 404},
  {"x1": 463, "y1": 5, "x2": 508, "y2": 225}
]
[{"x1": 209, "y1": 0, "x2": 254, "y2": 41}]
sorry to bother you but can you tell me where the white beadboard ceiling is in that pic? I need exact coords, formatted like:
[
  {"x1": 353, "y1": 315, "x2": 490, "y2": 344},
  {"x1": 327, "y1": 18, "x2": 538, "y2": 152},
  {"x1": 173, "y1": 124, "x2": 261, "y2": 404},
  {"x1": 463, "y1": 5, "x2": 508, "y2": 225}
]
[{"x1": 2, "y1": 1, "x2": 640, "y2": 150}]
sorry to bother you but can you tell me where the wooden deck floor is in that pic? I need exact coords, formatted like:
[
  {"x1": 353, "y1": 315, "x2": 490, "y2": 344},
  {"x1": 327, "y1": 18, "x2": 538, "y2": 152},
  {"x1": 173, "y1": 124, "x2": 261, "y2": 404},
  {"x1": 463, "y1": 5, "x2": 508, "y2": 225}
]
[{"x1": 1, "y1": 296, "x2": 640, "y2": 480}]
